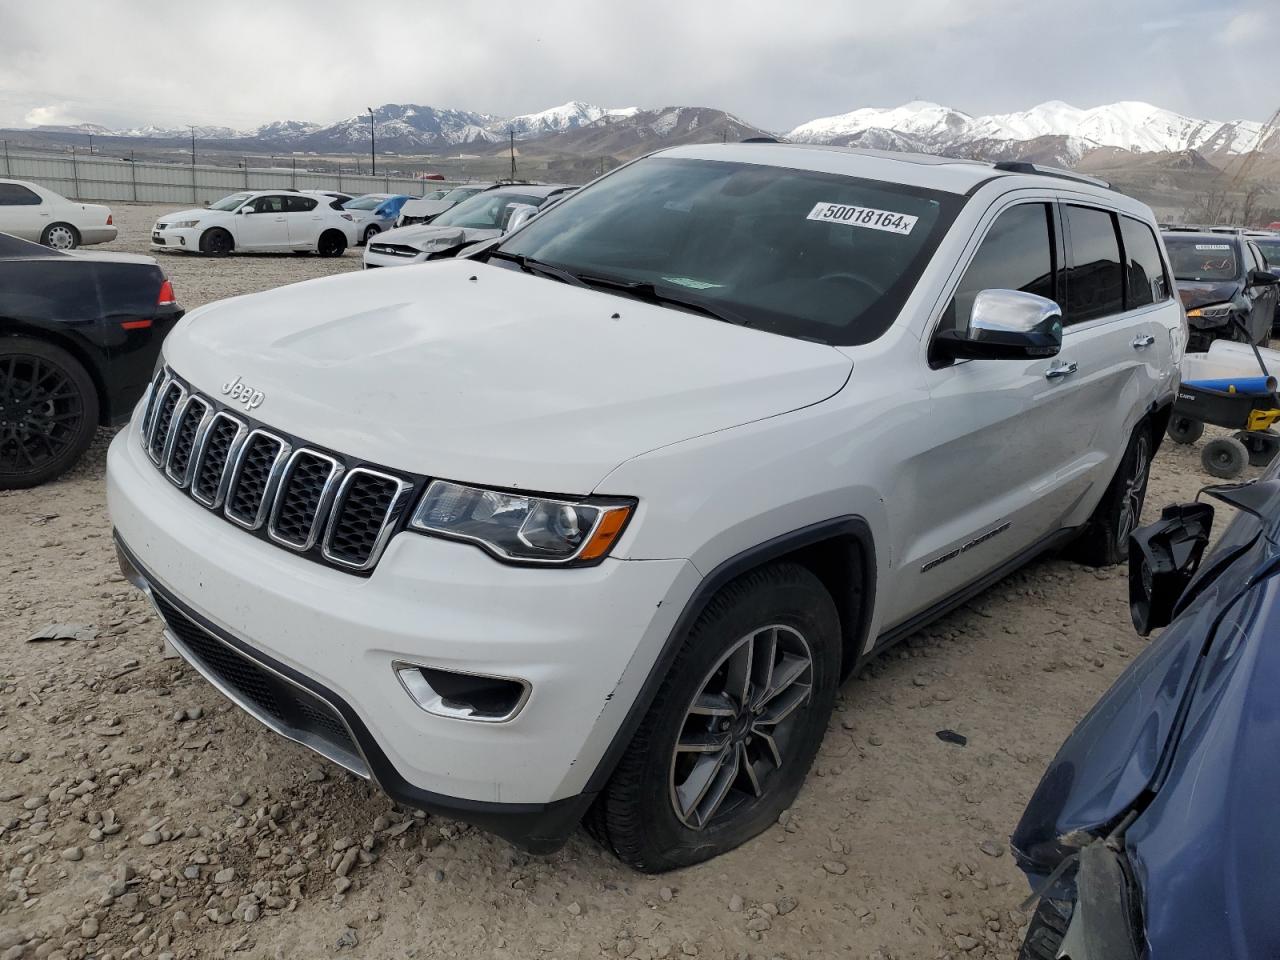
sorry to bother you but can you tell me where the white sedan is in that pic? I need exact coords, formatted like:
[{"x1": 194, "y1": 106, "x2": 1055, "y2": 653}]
[
  {"x1": 0, "y1": 178, "x2": 116, "y2": 249},
  {"x1": 150, "y1": 191, "x2": 357, "y2": 257}
]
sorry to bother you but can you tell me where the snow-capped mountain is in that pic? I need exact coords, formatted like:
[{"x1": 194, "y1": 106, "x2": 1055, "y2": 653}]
[
  {"x1": 496, "y1": 101, "x2": 639, "y2": 138},
  {"x1": 252, "y1": 120, "x2": 323, "y2": 143},
  {"x1": 787, "y1": 100, "x2": 1271, "y2": 158}
]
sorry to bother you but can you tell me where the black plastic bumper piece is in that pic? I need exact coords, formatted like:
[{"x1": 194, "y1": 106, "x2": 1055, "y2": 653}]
[{"x1": 115, "y1": 533, "x2": 596, "y2": 853}]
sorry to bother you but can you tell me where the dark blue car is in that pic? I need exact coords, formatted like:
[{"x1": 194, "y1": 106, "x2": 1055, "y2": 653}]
[{"x1": 1012, "y1": 460, "x2": 1280, "y2": 959}]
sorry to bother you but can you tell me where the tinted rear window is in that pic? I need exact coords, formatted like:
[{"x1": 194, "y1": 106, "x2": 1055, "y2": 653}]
[
  {"x1": 1064, "y1": 205, "x2": 1124, "y2": 323},
  {"x1": 1119, "y1": 217, "x2": 1170, "y2": 308}
]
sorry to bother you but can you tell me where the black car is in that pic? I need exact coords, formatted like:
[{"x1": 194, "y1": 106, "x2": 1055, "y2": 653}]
[
  {"x1": 1162, "y1": 230, "x2": 1280, "y2": 349},
  {"x1": 0, "y1": 232, "x2": 183, "y2": 488}
]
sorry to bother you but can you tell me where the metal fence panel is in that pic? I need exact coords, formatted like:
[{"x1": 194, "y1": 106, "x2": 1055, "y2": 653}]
[{"x1": 0, "y1": 147, "x2": 454, "y2": 206}]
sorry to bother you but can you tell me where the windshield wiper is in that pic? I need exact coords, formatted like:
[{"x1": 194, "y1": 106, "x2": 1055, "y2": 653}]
[
  {"x1": 486, "y1": 249, "x2": 588, "y2": 287},
  {"x1": 577, "y1": 275, "x2": 753, "y2": 328}
]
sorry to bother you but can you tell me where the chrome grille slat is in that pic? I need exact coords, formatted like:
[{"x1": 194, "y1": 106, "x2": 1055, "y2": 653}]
[
  {"x1": 190, "y1": 412, "x2": 248, "y2": 508},
  {"x1": 164, "y1": 395, "x2": 211, "y2": 488},
  {"x1": 146, "y1": 369, "x2": 414, "y2": 574},
  {"x1": 322, "y1": 468, "x2": 415, "y2": 571},
  {"x1": 224, "y1": 430, "x2": 291, "y2": 530},
  {"x1": 268, "y1": 449, "x2": 344, "y2": 551}
]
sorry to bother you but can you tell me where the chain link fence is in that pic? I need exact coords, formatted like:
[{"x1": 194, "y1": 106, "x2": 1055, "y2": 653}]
[{"x1": 0, "y1": 142, "x2": 455, "y2": 204}]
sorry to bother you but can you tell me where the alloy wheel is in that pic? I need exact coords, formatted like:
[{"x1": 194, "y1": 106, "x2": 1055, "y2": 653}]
[
  {"x1": 669, "y1": 624, "x2": 814, "y2": 830},
  {"x1": 0, "y1": 354, "x2": 85, "y2": 478},
  {"x1": 1116, "y1": 432, "x2": 1151, "y2": 550}
]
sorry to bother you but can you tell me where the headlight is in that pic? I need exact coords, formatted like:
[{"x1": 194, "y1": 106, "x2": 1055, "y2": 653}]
[
  {"x1": 171, "y1": 220, "x2": 200, "y2": 229},
  {"x1": 1185, "y1": 302, "x2": 1233, "y2": 319},
  {"x1": 409, "y1": 480, "x2": 634, "y2": 565}
]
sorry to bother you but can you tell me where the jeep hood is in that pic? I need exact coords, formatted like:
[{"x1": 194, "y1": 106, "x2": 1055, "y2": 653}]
[{"x1": 165, "y1": 259, "x2": 852, "y2": 493}]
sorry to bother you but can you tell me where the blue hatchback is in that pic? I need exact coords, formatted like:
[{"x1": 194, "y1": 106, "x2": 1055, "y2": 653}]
[{"x1": 1012, "y1": 459, "x2": 1280, "y2": 959}]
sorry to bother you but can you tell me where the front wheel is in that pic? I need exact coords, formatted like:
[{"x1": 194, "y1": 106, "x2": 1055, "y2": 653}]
[
  {"x1": 1203, "y1": 436, "x2": 1248, "y2": 479},
  {"x1": 199, "y1": 228, "x2": 234, "y2": 257},
  {"x1": 0, "y1": 337, "x2": 100, "y2": 489},
  {"x1": 1166, "y1": 415, "x2": 1203, "y2": 445},
  {"x1": 41, "y1": 222, "x2": 80, "y2": 250},
  {"x1": 1070, "y1": 422, "x2": 1152, "y2": 567},
  {"x1": 587, "y1": 562, "x2": 840, "y2": 872}
]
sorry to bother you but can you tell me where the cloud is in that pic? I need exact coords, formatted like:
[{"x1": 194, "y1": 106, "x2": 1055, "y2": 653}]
[
  {"x1": 1218, "y1": 8, "x2": 1267, "y2": 45},
  {"x1": 23, "y1": 104, "x2": 79, "y2": 127},
  {"x1": 0, "y1": 0, "x2": 1273, "y2": 133}
]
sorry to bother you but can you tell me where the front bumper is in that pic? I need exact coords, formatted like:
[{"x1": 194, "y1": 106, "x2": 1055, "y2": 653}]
[
  {"x1": 150, "y1": 226, "x2": 201, "y2": 252},
  {"x1": 105, "y1": 414, "x2": 696, "y2": 844},
  {"x1": 362, "y1": 247, "x2": 430, "y2": 269}
]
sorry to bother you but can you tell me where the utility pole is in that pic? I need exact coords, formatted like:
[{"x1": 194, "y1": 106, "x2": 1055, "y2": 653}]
[
  {"x1": 87, "y1": 133, "x2": 94, "y2": 155},
  {"x1": 509, "y1": 129, "x2": 516, "y2": 182},
  {"x1": 189, "y1": 126, "x2": 198, "y2": 203},
  {"x1": 368, "y1": 107, "x2": 376, "y2": 176}
]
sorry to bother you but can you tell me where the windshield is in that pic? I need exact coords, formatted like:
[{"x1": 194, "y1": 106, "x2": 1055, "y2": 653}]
[
  {"x1": 1255, "y1": 239, "x2": 1280, "y2": 267},
  {"x1": 424, "y1": 189, "x2": 449, "y2": 200},
  {"x1": 343, "y1": 195, "x2": 388, "y2": 211},
  {"x1": 496, "y1": 157, "x2": 960, "y2": 345},
  {"x1": 434, "y1": 191, "x2": 542, "y2": 229},
  {"x1": 1164, "y1": 237, "x2": 1240, "y2": 282},
  {"x1": 209, "y1": 192, "x2": 252, "y2": 212},
  {"x1": 441, "y1": 186, "x2": 483, "y2": 204}
]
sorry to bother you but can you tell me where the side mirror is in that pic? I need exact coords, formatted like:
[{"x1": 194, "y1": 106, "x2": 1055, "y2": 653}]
[
  {"x1": 504, "y1": 204, "x2": 539, "y2": 233},
  {"x1": 1248, "y1": 269, "x2": 1279, "y2": 286},
  {"x1": 1129, "y1": 502, "x2": 1214, "y2": 635},
  {"x1": 932, "y1": 290, "x2": 1063, "y2": 362},
  {"x1": 203, "y1": 200, "x2": 211, "y2": 208},
  {"x1": 238, "y1": 206, "x2": 251, "y2": 215}
]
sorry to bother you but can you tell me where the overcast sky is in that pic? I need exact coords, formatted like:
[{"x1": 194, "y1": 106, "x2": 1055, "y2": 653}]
[{"x1": 0, "y1": 0, "x2": 1273, "y2": 132}]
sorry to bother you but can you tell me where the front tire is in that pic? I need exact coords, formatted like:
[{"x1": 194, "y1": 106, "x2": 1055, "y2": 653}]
[
  {"x1": 0, "y1": 337, "x2": 99, "y2": 489},
  {"x1": 1202, "y1": 436, "x2": 1248, "y2": 478},
  {"x1": 588, "y1": 562, "x2": 840, "y2": 872},
  {"x1": 1166, "y1": 415, "x2": 1203, "y2": 445},
  {"x1": 1070, "y1": 422, "x2": 1152, "y2": 567},
  {"x1": 317, "y1": 230, "x2": 347, "y2": 258},
  {"x1": 41, "y1": 222, "x2": 80, "y2": 250},
  {"x1": 199, "y1": 228, "x2": 234, "y2": 257}
]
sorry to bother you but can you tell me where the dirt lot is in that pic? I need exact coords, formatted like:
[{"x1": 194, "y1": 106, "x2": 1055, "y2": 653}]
[{"x1": 0, "y1": 203, "x2": 1249, "y2": 960}]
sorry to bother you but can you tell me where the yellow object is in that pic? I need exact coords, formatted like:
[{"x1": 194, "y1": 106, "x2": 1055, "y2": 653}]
[{"x1": 1246, "y1": 409, "x2": 1280, "y2": 432}]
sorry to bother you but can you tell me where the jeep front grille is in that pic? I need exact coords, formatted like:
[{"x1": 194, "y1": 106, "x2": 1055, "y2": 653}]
[{"x1": 140, "y1": 369, "x2": 417, "y2": 575}]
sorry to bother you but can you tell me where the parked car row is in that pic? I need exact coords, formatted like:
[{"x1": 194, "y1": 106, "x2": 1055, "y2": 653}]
[
  {"x1": 0, "y1": 177, "x2": 117, "y2": 249},
  {"x1": 364, "y1": 184, "x2": 574, "y2": 268},
  {"x1": 1162, "y1": 227, "x2": 1280, "y2": 348}
]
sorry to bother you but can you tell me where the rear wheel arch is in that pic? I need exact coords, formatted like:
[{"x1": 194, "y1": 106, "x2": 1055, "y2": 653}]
[{"x1": 0, "y1": 321, "x2": 110, "y2": 424}]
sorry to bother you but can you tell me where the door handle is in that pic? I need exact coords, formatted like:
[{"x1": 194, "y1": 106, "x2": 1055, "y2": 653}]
[
  {"x1": 1045, "y1": 361, "x2": 1078, "y2": 381},
  {"x1": 1131, "y1": 333, "x2": 1156, "y2": 349}
]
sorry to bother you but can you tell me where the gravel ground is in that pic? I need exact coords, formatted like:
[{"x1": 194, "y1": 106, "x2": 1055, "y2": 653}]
[{"x1": 0, "y1": 203, "x2": 1253, "y2": 960}]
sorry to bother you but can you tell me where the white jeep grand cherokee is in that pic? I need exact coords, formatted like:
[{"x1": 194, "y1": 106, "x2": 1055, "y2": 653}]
[{"x1": 107, "y1": 144, "x2": 1182, "y2": 871}]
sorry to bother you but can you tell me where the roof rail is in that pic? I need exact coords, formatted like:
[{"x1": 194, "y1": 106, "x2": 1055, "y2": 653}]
[
  {"x1": 740, "y1": 136, "x2": 783, "y2": 143},
  {"x1": 991, "y1": 161, "x2": 1111, "y2": 190}
]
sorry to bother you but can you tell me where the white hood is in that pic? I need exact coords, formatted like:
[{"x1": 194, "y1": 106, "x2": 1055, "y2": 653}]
[
  {"x1": 155, "y1": 208, "x2": 209, "y2": 222},
  {"x1": 165, "y1": 260, "x2": 852, "y2": 493},
  {"x1": 374, "y1": 222, "x2": 494, "y2": 250}
]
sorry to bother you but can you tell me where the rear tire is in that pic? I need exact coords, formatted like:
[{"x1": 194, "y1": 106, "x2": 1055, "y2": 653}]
[
  {"x1": 1235, "y1": 431, "x2": 1280, "y2": 468},
  {"x1": 1070, "y1": 422, "x2": 1152, "y2": 567},
  {"x1": 41, "y1": 222, "x2": 80, "y2": 250},
  {"x1": 362, "y1": 225, "x2": 380, "y2": 245},
  {"x1": 587, "y1": 562, "x2": 840, "y2": 872},
  {"x1": 199, "y1": 228, "x2": 234, "y2": 257},
  {"x1": 1018, "y1": 897, "x2": 1073, "y2": 960},
  {"x1": 1166, "y1": 415, "x2": 1203, "y2": 445},
  {"x1": 1203, "y1": 436, "x2": 1248, "y2": 479},
  {"x1": 317, "y1": 230, "x2": 347, "y2": 258},
  {"x1": 0, "y1": 336, "x2": 99, "y2": 489}
]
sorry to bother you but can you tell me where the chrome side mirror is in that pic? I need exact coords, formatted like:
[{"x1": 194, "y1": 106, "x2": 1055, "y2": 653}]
[
  {"x1": 934, "y1": 289, "x2": 1064, "y2": 362},
  {"x1": 503, "y1": 204, "x2": 539, "y2": 233}
]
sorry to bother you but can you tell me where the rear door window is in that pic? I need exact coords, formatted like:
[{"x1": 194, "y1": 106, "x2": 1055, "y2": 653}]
[
  {"x1": 285, "y1": 195, "x2": 318, "y2": 212},
  {"x1": 940, "y1": 202, "x2": 1055, "y2": 333},
  {"x1": 1119, "y1": 217, "x2": 1170, "y2": 308},
  {"x1": 0, "y1": 183, "x2": 42, "y2": 206},
  {"x1": 1063, "y1": 205, "x2": 1124, "y2": 324}
]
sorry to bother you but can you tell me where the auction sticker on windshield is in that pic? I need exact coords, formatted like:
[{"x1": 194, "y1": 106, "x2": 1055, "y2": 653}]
[{"x1": 807, "y1": 201, "x2": 918, "y2": 235}]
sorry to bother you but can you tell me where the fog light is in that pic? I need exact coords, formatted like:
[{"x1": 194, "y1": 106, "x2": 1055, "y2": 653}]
[{"x1": 394, "y1": 662, "x2": 529, "y2": 722}]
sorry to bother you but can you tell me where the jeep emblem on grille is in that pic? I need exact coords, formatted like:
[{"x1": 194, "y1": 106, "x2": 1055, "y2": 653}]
[{"x1": 221, "y1": 376, "x2": 265, "y2": 411}]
